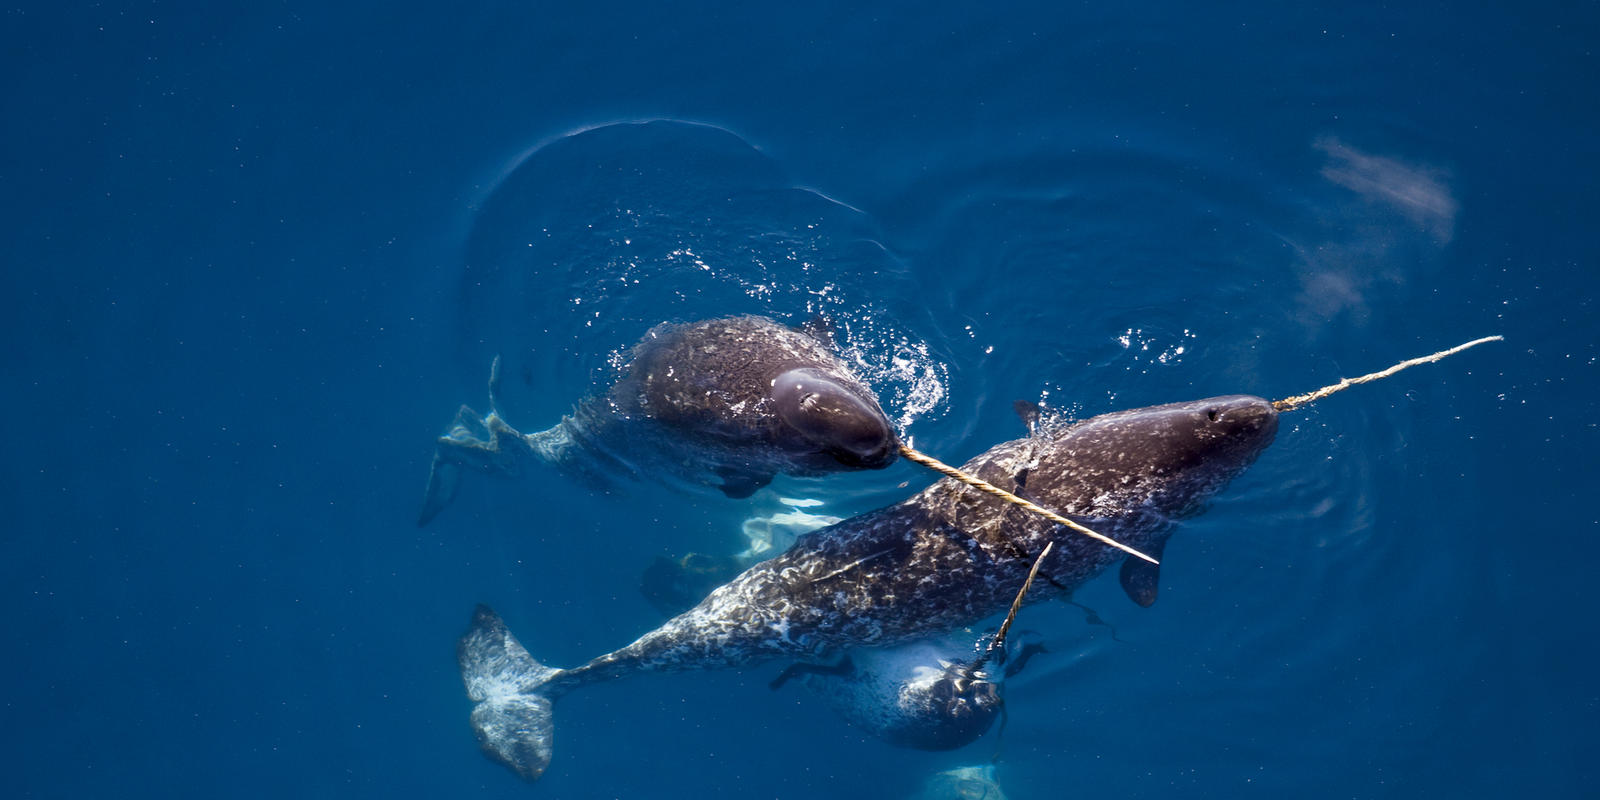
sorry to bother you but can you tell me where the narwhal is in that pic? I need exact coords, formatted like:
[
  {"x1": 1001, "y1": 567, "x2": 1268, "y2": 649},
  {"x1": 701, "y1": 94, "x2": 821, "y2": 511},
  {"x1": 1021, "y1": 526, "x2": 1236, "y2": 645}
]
[
  {"x1": 462, "y1": 394, "x2": 1279, "y2": 779},
  {"x1": 419, "y1": 315, "x2": 899, "y2": 525}
]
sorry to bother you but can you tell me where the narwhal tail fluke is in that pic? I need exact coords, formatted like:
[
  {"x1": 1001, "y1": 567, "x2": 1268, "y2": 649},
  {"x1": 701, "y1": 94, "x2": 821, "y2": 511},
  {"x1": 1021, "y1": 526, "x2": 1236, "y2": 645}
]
[
  {"x1": 458, "y1": 604, "x2": 567, "y2": 782},
  {"x1": 419, "y1": 404, "x2": 546, "y2": 527},
  {"x1": 417, "y1": 405, "x2": 489, "y2": 527}
]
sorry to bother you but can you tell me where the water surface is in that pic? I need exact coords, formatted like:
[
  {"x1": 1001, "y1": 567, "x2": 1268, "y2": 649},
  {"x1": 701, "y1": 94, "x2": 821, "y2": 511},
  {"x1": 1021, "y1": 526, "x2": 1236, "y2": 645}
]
[{"x1": 4, "y1": 2, "x2": 1595, "y2": 798}]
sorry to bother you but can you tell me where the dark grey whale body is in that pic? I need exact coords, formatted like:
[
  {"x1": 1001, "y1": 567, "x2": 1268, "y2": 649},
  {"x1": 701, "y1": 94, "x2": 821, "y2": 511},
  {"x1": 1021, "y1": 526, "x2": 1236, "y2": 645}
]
[
  {"x1": 461, "y1": 394, "x2": 1279, "y2": 780},
  {"x1": 419, "y1": 315, "x2": 897, "y2": 525}
]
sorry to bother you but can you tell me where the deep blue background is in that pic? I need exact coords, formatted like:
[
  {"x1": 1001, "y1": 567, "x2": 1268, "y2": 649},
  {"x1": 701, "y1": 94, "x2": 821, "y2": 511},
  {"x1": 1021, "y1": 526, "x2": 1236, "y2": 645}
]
[{"x1": 5, "y1": 2, "x2": 1596, "y2": 798}]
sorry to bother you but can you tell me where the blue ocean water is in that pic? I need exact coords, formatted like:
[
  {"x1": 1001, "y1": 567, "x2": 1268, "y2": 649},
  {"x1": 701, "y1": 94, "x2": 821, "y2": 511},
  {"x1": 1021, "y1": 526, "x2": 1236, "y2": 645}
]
[{"x1": 4, "y1": 2, "x2": 1596, "y2": 798}]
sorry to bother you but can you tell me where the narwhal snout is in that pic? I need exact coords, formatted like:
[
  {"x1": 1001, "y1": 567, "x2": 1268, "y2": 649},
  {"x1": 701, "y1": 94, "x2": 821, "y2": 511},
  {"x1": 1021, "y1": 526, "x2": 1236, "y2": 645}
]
[
  {"x1": 773, "y1": 368, "x2": 899, "y2": 469},
  {"x1": 1206, "y1": 395, "x2": 1278, "y2": 436},
  {"x1": 832, "y1": 423, "x2": 898, "y2": 468},
  {"x1": 1197, "y1": 395, "x2": 1280, "y2": 459}
]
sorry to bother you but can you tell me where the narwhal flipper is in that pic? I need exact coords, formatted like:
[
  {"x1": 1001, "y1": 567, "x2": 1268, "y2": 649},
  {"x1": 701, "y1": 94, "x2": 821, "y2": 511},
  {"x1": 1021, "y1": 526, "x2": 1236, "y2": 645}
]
[
  {"x1": 1013, "y1": 399, "x2": 1042, "y2": 434},
  {"x1": 459, "y1": 605, "x2": 566, "y2": 782},
  {"x1": 768, "y1": 655, "x2": 855, "y2": 690},
  {"x1": 1001, "y1": 633, "x2": 1048, "y2": 678},
  {"x1": 713, "y1": 467, "x2": 772, "y2": 499},
  {"x1": 417, "y1": 456, "x2": 462, "y2": 527},
  {"x1": 1117, "y1": 536, "x2": 1168, "y2": 607}
]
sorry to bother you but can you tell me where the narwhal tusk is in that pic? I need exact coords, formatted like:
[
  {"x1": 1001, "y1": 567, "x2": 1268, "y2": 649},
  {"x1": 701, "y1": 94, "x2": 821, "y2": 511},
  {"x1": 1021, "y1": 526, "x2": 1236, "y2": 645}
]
[
  {"x1": 967, "y1": 541, "x2": 1055, "y2": 676},
  {"x1": 1273, "y1": 335, "x2": 1504, "y2": 412}
]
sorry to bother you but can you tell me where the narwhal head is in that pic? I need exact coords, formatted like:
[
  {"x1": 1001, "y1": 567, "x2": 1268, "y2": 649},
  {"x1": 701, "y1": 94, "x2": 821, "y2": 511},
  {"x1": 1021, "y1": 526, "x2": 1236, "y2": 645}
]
[
  {"x1": 771, "y1": 367, "x2": 898, "y2": 470},
  {"x1": 878, "y1": 660, "x2": 1004, "y2": 751}
]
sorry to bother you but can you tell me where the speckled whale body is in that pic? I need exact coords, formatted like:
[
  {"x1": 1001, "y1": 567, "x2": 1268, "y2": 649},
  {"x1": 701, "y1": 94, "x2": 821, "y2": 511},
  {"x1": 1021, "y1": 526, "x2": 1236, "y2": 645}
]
[
  {"x1": 460, "y1": 394, "x2": 1279, "y2": 780},
  {"x1": 418, "y1": 315, "x2": 897, "y2": 525}
]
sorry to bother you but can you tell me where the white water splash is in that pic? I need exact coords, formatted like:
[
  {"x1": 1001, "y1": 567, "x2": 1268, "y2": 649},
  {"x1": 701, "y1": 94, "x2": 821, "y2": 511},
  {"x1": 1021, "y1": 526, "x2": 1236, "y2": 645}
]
[
  {"x1": 1115, "y1": 326, "x2": 1196, "y2": 366},
  {"x1": 836, "y1": 320, "x2": 950, "y2": 433}
]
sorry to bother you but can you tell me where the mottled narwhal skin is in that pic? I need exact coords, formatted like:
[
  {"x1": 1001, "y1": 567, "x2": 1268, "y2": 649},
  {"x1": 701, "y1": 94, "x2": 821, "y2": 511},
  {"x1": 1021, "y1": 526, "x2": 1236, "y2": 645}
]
[
  {"x1": 419, "y1": 315, "x2": 897, "y2": 525},
  {"x1": 461, "y1": 395, "x2": 1279, "y2": 780}
]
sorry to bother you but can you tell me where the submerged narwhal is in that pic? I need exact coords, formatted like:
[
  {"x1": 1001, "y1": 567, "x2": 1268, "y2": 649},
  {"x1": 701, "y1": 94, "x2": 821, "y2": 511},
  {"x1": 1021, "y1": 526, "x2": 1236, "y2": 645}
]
[
  {"x1": 461, "y1": 394, "x2": 1280, "y2": 780},
  {"x1": 769, "y1": 628, "x2": 1048, "y2": 751},
  {"x1": 419, "y1": 315, "x2": 899, "y2": 525}
]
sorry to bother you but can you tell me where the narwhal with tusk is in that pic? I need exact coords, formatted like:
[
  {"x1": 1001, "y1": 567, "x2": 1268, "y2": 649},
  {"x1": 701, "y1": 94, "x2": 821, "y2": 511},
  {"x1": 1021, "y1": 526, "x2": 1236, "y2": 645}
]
[
  {"x1": 458, "y1": 336, "x2": 1500, "y2": 781},
  {"x1": 462, "y1": 394, "x2": 1279, "y2": 780}
]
